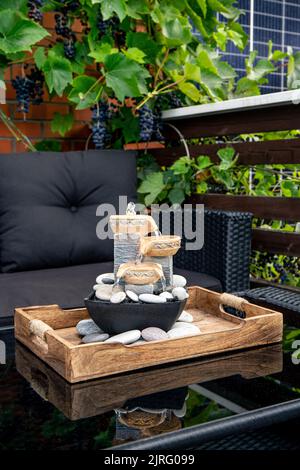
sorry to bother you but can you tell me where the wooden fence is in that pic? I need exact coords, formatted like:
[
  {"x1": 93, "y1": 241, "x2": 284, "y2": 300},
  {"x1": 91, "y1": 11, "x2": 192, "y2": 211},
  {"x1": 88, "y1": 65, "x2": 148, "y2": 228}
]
[{"x1": 154, "y1": 92, "x2": 300, "y2": 259}]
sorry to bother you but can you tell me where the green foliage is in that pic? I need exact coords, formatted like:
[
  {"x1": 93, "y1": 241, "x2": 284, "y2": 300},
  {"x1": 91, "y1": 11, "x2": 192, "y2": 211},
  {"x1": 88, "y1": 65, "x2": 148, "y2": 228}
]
[
  {"x1": 51, "y1": 113, "x2": 74, "y2": 137},
  {"x1": 1, "y1": 1, "x2": 298, "y2": 140},
  {"x1": 138, "y1": 134, "x2": 300, "y2": 288},
  {"x1": 34, "y1": 140, "x2": 62, "y2": 151}
]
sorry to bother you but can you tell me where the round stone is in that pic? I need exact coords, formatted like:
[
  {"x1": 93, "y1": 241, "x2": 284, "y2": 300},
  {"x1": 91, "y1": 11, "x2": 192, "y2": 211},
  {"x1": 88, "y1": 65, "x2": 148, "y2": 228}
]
[
  {"x1": 173, "y1": 275, "x2": 187, "y2": 288},
  {"x1": 142, "y1": 327, "x2": 168, "y2": 342},
  {"x1": 81, "y1": 333, "x2": 109, "y2": 343},
  {"x1": 168, "y1": 325, "x2": 200, "y2": 339},
  {"x1": 96, "y1": 273, "x2": 115, "y2": 284},
  {"x1": 93, "y1": 284, "x2": 102, "y2": 291},
  {"x1": 126, "y1": 290, "x2": 139, "y2": 302},
  {"x1": 139, "y1": 293, "x2": 167, "y2": 304},
  {"x1": 95, "y1": 284, "x2": 113, "y2": 301},
  {"x1": 172, "y1": 321, "x2": 196, "y2": 329},
  {"x1": 177, "y1": 311, "x2": 193, "y2": 323},
  {"x1": 110, "y1": 291, "x2": 126, "y2": 304},
  {"x1": 76, "y1": 319, "x2": 103, "y2": 336},
  {"x1": 172, "y1": 287, "x2": 189, "y2": 301},
  {"x1": 105, "y1": 330, "x2": 141, "y2": 345},
  {"x1": 159, "y1": 291, "x2": 173, "y2": 300}
]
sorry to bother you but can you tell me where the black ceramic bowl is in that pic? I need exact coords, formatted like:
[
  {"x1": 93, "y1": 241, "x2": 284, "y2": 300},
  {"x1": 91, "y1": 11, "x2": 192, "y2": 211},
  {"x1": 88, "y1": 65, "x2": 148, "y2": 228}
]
[{"x1": 84, "y1": 292, "x2": 187, "y2": 335}]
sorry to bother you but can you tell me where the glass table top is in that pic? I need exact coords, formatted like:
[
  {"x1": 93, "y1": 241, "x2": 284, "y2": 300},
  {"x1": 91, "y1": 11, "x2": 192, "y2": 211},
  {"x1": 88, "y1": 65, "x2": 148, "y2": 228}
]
[{"x1": 1, "y1": 325, "x2": 300, "y2": 450}]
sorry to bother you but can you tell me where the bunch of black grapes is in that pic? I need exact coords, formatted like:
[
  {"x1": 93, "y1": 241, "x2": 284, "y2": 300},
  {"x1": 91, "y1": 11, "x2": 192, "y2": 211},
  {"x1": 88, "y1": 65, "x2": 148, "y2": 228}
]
[
  {"x1": 97, "y1": 14, "x2": 125, "y2": 46},
  {"x1": 28, "y1": 0, "x2": 43, "y2": 23},
  {"x1": 12, "y1": 66, "x2": 44, "y2": 114},
  {"x1": 91, "y1": 101, "x2": 112, "y2": 149},
  {"x1": 138, "y1": 100, "x2": 166, "y2": 143},
  {"x1": 55, "y1": 10, "x2": 76, "y2": 60}
]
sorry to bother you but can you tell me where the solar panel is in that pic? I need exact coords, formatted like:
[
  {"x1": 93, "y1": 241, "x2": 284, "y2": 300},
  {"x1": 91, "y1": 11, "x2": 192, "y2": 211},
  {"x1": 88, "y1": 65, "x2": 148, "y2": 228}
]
[{"x1": 192, "y1": 0, "x2": 300, "y2": 94}]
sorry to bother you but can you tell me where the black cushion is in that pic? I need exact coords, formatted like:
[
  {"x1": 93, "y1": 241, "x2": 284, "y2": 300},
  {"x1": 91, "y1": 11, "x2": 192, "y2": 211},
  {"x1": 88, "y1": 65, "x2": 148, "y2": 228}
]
[
  {"x1": 0, "y1": 150, "x2": 136, "y2": 273},
  {"x1": 0, "y1": 264, "x2": 221, "y2": 324}
]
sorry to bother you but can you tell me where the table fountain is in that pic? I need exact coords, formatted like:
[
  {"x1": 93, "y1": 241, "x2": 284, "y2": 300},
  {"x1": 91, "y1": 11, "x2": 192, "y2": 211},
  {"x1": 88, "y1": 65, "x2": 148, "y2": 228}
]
[{"x1": 84, "y1": 203, "x2": 188, "y2": 335}]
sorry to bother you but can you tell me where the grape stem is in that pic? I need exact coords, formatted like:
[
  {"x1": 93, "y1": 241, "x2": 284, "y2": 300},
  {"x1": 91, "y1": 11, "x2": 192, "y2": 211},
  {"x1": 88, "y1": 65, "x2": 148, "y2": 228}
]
[
  {"x1": 0, "y1": 109, "x2": 37, "y2": 152},
  {"x1": 154, "y1": 48, "x2": 169, "y2": 87},
  {"x1": 135, "y1": 78, "x2": 185, "y2": 110}
]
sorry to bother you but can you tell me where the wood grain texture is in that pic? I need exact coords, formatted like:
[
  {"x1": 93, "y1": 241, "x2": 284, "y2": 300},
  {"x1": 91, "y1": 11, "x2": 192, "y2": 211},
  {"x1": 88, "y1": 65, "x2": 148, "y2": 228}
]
[
  {"x1": 15, "y1": 342, "x2": 282, "y2": 420},
  {"x1": 187, "y1": 194, "x2": 300, "y2": 222},
  {"x1": 14, "y1": 286, "x2": 283, "y2": 383},
  {"x1": 151, "y1": 139, "x2": 300, "y2": 166},
  {"x1": 163, "y1": 104, "x2": 300, "y2": 138},
  {"x1": 252, "y1": 229, "x2": 300, "y2": 256}
]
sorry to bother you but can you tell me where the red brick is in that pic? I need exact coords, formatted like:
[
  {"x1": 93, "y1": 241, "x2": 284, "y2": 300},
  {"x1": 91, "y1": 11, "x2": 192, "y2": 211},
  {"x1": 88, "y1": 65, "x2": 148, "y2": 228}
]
[
  {"x1": 0, "y1": 140, "x2": 13, "y2": 153},
  {"x1": 4, "y1": 67, "x2": 11, "y2": 80},
  {"x1": 0, "y1": 103, "x2": 11, "y2": 115},
  {"x1": 43, "y1": 12, "x2": 56, "y2": 29},
  {"x1": 15, "y1": 139, "x2": 38, "y2": 152},
  {"x1": 73, "y1": 108, "x2": 92, "y2": 121},
  {"x1": 14, "y1": 103, "x2": 70, "y2": 120},
  {"x1": 43, "y1": 122, "x2": 61, "y2": 138},
  {"x1": 11, "y1": 65, "x2": 23, "y2": 79},
  {"x1": 73, "y1": 18, "x2": 83, "y2": 33},
  {"x1": 16, "y1": 121, "x2": 42, "y2": 138},
  {"x1": 6, "y1": 82, "x2": 16, "y2": 101},
  {"x1": 66, "y1": 123, "x2": 90, "y2": 138},
  {"x1": 0, "y1": 122, "x2": 16, "y2": 138}
]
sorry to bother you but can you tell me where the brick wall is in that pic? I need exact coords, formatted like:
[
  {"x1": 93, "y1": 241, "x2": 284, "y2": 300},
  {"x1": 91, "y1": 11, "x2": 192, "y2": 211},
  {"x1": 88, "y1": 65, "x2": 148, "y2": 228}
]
[{"x1": 0, "y1": 13, "x2": 92, "y2": 154}]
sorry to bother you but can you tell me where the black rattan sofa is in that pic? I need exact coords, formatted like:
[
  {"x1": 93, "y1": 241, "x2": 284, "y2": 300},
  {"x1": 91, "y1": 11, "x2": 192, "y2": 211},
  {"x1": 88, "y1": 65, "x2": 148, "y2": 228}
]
[{"x1": 0, "y1": 150, "x2": 252, "y2": 327}]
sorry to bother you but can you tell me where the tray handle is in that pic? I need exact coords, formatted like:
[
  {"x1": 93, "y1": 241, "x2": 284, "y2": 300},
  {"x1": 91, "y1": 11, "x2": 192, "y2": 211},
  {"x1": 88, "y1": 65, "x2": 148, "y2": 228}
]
[
  {"x1": 29, "y1": 319, "x2": 53, "y2": 354},
  {"x1": 219, "y1": 293, "x2": 249, "y2": 312}
]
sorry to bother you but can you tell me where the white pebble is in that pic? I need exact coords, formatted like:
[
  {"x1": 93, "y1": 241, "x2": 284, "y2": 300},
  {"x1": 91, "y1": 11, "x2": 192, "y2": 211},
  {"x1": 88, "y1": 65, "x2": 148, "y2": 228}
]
[
  {"x1": 172, "y1": 321, "x2": 196, "y2": 329},
  {"x1": 126, "y1": 290, "x2": 139, "y2": 302},
  {"x1": 177, "y1": 311, "x2": 193, "y2": 323},
  {"x1": 173, "y1": 275, "x2": 187, "y2": 288},
  {"x1": 110, "y1": 291, "x2": 126, "y2": 304},
  {"x1": 168, "y1": 325, "x2": 200, "y2": 339},
  {"x1": 96, "y1": 273, "x2": 115, "y2": 284},
  {"x1": 159, "y1": 291, "x2": 173, "y2": 300},
  {"x1": 95, "y1": 284, "x2": 113, "y2": 301},
  {"x1": 172, "y1": 287, "x2": 189, "y2": 301},
  {"x1": 139, "y1": 293, "x2": 167, "y2": 304},
  {"x1": 105, "y1": 330, "x2": 141, "y2": 345}
]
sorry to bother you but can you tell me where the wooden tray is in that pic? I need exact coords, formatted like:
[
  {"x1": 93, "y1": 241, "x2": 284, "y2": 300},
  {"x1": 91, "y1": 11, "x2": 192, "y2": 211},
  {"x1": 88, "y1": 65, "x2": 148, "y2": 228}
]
[
  {"x1": 14, "y1": 286, "x2": 283, "y2": 383},
  {"x1": 15, "y1": 342, "x2": 282, "y2": 420}
]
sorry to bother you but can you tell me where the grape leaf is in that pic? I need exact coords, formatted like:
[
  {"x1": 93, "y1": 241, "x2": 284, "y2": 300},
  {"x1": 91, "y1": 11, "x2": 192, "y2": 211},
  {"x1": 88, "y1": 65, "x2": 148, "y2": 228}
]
[
  {"x1": 104, "y1": 53, "x2": 149, "y2": 101},
  {"x1": 51, "y1": 112, "x2": 74, "y2": 137},
  {"x1": 34, "y1": 47, "x2": 46, "y2": 69},
  {"x1": 168, "y1": 187, "x2": 185, "y2": 205},
  {"x1": 138, "y1": 172, "x2": 165, "y2": 206},
  {"x1": 0, "y1": 10, "x2": 49, "y2": 53},
  {"x1": 99, "y1": 0, "x2": 127, "y2": 22},
  {"x1": 124, "y1": 47, "x2": 145, "y2": 64},
  {"x1": 89, "y1": 43, "x2": 118, "y2": 63},
  {"x1": 161, "y1": 18, "x2": 192, "y2": 46},
  {"x1": 43, "y1": 52, "x2": 73, "y2": 96},
  {"x1": 126, "y1": 32, "x2": 161, "y2": 63},
  {"x1": 68, "y1": 75, "x2": 102, "y2": 109},
  {"x1": 0, "y1": 0, "x2": 27, "y2": 13},
  {"x1": 197, "y1": 0, "x2": 207, "y2": 17}
]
